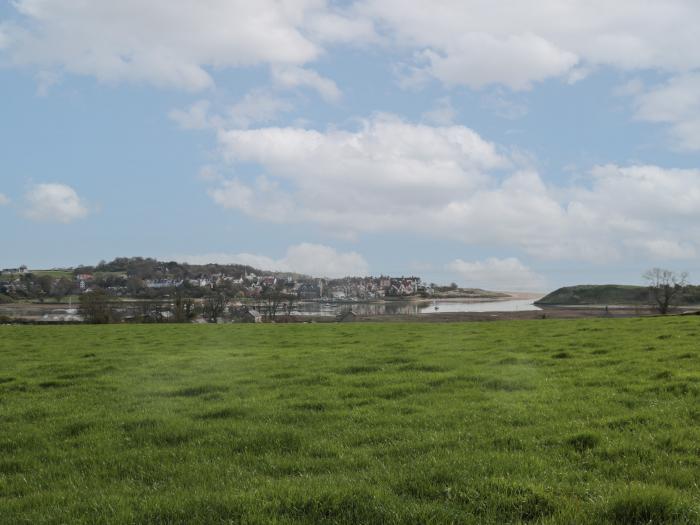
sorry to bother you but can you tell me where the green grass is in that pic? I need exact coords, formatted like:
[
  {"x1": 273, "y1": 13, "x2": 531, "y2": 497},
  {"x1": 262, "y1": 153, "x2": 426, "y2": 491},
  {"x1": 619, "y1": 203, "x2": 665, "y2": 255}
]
[
  {"x1": 1, "y1": 318, "x2": 700, "y2": 524},
  {"x1": 27, "y1": 270, "x2": 74, "y2": 279}
]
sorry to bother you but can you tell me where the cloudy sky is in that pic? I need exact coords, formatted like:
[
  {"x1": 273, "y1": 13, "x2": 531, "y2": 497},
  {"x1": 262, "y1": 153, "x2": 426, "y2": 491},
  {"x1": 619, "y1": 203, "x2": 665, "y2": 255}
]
[{"x1": 2, "y1": 1, "x2": 700, "y2": 290}]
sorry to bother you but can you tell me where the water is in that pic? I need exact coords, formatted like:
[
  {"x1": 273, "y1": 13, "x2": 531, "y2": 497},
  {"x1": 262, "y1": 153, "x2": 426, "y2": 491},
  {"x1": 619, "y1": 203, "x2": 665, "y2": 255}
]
[{"x1": 294, "y1": 298, "x2": 541, "y2": 317}]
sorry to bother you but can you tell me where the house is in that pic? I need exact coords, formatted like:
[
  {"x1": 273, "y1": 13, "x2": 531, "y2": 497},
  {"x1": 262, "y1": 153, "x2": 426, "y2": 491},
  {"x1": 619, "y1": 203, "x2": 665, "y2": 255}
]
[
  {"x1": 144, "y1": 279, "x2": 181, "y2": 289},
  {"x1": 246, "y1": 309, "x2": 263, "y2": 323},
  {"x1": 1, "y1": 268, "x2": 22, "y2": 276},
  {"x1": 298, "y1": 283, "x2": 321, "y2": 300},
  {"x1": 261, "y1": 276, "x2": 277, "y2": 287},
  {"x1": 231, "y1": 306, "x2": 262, "y2": 323}
]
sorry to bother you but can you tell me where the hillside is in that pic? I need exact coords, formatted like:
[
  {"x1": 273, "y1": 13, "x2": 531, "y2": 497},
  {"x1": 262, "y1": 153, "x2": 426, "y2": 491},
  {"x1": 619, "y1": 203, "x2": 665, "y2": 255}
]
[{"x1": 536, "y1": 284, "x2": 700, "y2": 306}]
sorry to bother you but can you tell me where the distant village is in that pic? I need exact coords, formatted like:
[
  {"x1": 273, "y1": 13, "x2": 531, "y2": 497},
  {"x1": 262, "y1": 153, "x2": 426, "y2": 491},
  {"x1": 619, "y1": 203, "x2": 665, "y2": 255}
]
[{"x1": 0, "y1": 259, "x2": 431, "y2": 302}]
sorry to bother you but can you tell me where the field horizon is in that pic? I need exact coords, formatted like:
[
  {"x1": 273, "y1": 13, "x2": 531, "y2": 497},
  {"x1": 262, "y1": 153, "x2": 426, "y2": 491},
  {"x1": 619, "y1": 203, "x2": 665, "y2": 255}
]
[{"x1": 2, "y1": 319, "x2": 700, "y2": 524}]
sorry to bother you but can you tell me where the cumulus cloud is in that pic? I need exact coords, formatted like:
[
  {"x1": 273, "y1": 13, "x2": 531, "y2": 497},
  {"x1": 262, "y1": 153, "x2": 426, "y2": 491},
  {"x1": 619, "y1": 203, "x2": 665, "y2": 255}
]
[
  {"x1": 8, "y1": 1, "x2": 699, "y2": 95},
  {"x1": 633, "y1": 73, "x2": 700, "y2": 150},
  {"x1": 24, "y1": 183, "x2": 88, "y2": 223},
  {"x1": 204, "y1": 115, "x2": 700, "y2": 263},
  {"x1": 271, "y1": 66, "x2": 342, "y2": 102},
  {"x1": 358, "y1": 0, "x2": 700, "y2": 90},
  {"x1": 0, "y1": 193, "x2": 9, "y2": 206},
  {"x1": 419, "y1": 33, "x2": 578, "y2": 91},
  {"x1": 210, "y1": 114, "x2": 508, "y2": 230},
  {"x1": 176, "y1": 243, "x2": 369, "y2": 278},
  {"x1": 447, "y1": 257, "x2": 546, "y2": 292},
  {"x1": 1, "y1": 0, "x2": 341, "y2": 90}
]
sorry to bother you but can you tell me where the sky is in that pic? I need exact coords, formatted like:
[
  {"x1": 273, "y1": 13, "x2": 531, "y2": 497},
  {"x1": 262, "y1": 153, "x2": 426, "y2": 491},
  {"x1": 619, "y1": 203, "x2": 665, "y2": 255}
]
[{"x1": 2, "y1": 1, "x2": 700, "y2": 291}]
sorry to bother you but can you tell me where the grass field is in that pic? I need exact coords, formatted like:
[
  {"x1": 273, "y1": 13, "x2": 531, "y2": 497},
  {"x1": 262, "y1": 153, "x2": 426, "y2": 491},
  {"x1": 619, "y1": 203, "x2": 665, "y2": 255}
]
[{"x1": 1, "y1": 318, "x2": 700, "y2": 524}]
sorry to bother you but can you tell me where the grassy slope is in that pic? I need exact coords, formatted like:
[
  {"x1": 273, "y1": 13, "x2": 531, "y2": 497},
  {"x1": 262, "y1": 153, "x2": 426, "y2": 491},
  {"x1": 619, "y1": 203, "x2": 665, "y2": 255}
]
[
  {"x1": 1, "y1": 320, "x2": 700, "y2": 524},
  {"x1": 29, "y1": 270, "x2": 74, "y2": 279},
  {"x1": 535, "y1": 284, "x2": 648, "y2": 305},
  {"x1": 536, "y1": 284, "x2": 700, "y2": 306}
]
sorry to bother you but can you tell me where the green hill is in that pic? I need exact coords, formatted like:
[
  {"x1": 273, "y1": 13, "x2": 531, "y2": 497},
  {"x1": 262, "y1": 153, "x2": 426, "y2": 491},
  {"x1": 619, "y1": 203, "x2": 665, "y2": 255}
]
[{"x1": 536, "y1": 284, "x2": 700, "y2": 306}]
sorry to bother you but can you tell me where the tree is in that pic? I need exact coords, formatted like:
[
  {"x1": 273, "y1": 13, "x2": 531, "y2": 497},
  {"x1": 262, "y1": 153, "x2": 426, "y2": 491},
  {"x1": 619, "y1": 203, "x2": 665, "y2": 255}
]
[
  {"x1": 173, "y1": 293, "x2": 196, "y2": 323},
  {"x1": 643, "y1": 268, "x2": 688, "y2": 314},
  {"x1": 79, "y1": 290, "x2": 114, "y2": 324},
  {"x1": 203, "y1": 292, "x2": 228, "y2": 323},
  {"x1": 262, "y1": 283, "x2": 289, "y2": 321},
  {"x1": 51, "y1": 277, "x2": 74, "y2": 303},
  {"x1": 36, "y1": 275, "x2": 54, "y2": 302},
  {"x1": 283, "y1": 294, "x2": 297, "y2": 321}
]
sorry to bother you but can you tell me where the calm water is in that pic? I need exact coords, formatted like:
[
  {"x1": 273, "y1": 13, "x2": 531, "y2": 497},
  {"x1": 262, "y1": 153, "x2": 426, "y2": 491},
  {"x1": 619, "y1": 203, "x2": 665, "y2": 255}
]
[
  {"x1": 294, "y1": 298, "x2": 541, "y2": 317},
  {"x1": 1, "y1": 298, "x2": 542, "y2": 321}
]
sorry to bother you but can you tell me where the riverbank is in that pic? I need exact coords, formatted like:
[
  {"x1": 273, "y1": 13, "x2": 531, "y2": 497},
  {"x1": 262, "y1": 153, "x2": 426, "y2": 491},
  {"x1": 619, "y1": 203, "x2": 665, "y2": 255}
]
[{"x1": 5, "y1": 295, "x2": 690, "y2": 324}]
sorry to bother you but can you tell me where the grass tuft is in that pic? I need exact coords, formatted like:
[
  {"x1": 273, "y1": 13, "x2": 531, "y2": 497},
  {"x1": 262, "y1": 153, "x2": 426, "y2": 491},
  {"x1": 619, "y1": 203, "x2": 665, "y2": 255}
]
[
  {"x1": 566, "y1": 432, "x2": 601, "y2": 452},
  {"x1": 605, "y1": 486, "x2": 689, "y2": 524}
]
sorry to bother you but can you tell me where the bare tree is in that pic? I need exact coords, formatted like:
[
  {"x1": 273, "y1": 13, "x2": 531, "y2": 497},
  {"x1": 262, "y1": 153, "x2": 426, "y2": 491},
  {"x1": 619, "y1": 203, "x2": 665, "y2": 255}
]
[
  {"x1": 173, "y1": 293, "x2": 196, "y2": 323},
  {"x1": 644, "y1": 268, "x2": 688, "y2": 314},
  {"x1": 79, "y1": 290, "x2": 114, "y2": 324},
  {"x1": 203, "y1": 292, "x2": 228, "y2": 323},
  {"x1": 283, "y1": 294, "x2": 297, "y2": 321},
  {"x1": 262, "y1": 283, "x2": 291, "y2": 321}
]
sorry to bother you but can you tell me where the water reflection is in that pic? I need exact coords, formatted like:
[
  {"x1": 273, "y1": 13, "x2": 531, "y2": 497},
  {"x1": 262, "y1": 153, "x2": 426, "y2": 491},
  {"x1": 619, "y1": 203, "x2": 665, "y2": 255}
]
[{"x1": 294, "y1": 299, "x2": 541, "y2": 317}]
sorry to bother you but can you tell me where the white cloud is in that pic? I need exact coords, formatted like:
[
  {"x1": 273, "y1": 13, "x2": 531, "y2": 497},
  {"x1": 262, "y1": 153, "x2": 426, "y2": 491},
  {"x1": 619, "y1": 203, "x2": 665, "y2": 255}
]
[
  {"x1": 633, "y1": 73, "x2": 700, "y2": 150},
  {"x1": 284, "y1": 243, "x2": 369, "y2": 277},
  {"x1": 5, "y1": 1, "x2": 700, "y2": 99},
  {"x1": 447, "y1": 257, "x2": 546, "y2": 292},
  {"x1": 227, "y1": 90, "x2": 294, "y2": 128},
  {"x1": 205, "y1": 114, "x2": 700, "y2": 263},
  {"x1": 303, "y1": 9, "x2": 377, "y2": 44},
  {"x1": 419, "y1": 33, "x2": 578, "y2": 91},
  {"x1": 176, "y1": 243, "x2": 369, "y2": 278},
  {"x1": 0, "y1": 193, "x2": 10, "y2": 205},
  {"x1": 624, "y1": 239, "x2": 696, "y2": 261},
  {"x1": 168, "y1": 100, "x2": 217, "y2": 130},
  {"x1": 24, "y1": 183, "x2": 88, "y2": 223},
  {"x1": 358, "y1": 0, "x2": 700, "y2": 90},
  {"x1": 170, "y1": 91, "x2": 295, "y2": 131},
  {"x1": 271, "y1": 65, "x2": 342, "y2": 102},
  {"x1": 2, "y1": 0, "x2": 332, "y2": 90},
  {"x1": 422, "y1": 97, "x2": 456, "y2": 125},
  {"x1": 211, "y1": 114, "x2": 508, "y2": 230}
]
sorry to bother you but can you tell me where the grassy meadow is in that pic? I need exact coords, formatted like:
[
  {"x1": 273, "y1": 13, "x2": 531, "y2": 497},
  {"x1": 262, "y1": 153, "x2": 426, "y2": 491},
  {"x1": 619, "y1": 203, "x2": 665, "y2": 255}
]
[{"x1": 1, "y1": 318, "x2": 700, "y2": 524}]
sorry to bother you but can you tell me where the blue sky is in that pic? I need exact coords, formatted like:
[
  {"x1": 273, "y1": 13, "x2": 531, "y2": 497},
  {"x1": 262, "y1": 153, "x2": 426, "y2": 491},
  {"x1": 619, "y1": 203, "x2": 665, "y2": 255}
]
[{"x1": 2, "y1": 1, "x2": 700, "y2": 291}]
